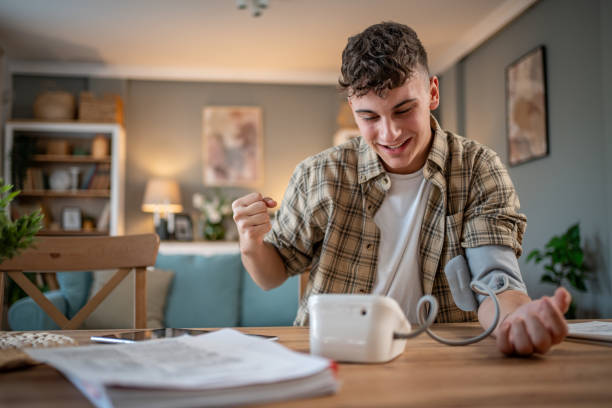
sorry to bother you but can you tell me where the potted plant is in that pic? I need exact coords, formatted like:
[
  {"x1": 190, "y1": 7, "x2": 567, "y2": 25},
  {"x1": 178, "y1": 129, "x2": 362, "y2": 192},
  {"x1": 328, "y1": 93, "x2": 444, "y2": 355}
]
[
  {"x1": 526, "y1": 223, "x2": 588, "y2": 318},
  {"x1": 1, "y1": 179, "x2": 44, "y2": 311}
]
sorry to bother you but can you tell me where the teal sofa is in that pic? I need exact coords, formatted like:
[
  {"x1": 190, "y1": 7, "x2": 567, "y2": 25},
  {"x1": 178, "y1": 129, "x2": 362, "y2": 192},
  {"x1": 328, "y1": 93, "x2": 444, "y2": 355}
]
[{"x1": 8, "y1": 252, "x2": 299, "y2": 330}]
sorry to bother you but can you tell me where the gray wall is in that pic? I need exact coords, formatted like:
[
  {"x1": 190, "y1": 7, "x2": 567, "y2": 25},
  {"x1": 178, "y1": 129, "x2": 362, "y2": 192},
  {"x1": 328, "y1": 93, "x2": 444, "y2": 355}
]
[
  {"x1": 125, "y1": 80, "x2": 340, "y2": 234},
  {"x1": 438, "y1": 0, "x2": 612, "y2": 317},
  {"x1": 11, "y1": 75, "x2": 88, "y2": 119},
  {"x1": 603, "y1": 0, "x2": 612, "y2": 316},
  {"x1": 438, "y1": 61, "x2": 464, "y2": 136},
  {"x1": 0, "y1": 47, "x2": 5, "y2": 173}
]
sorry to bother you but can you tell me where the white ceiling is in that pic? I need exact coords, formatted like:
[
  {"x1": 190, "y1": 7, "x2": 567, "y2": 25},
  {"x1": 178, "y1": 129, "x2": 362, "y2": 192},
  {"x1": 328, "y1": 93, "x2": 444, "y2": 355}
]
[{"x1": 0, "y1": 0, "x2": 537, "y2": 84}]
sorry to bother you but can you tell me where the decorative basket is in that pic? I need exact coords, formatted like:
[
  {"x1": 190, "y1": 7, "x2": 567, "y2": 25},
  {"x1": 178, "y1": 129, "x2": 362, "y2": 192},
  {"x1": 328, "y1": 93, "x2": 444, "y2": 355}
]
[
  {"x1": 78, "y1": 92, "x2": 124, "y2": 124},
  {"x1": 33, "y1": 91, "x2": 76, "y2": 120},
  {"x1": 46, "y1": 139, "x2": 70, "y2": 155}
]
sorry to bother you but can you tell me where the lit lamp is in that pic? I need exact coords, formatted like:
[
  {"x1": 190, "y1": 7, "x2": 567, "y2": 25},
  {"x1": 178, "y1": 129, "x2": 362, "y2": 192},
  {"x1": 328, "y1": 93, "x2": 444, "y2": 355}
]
[
  {"x1": 141, "y1": 178, "x2": 183, "y2": 240},
  {"x1": 333, "y1": 101, "x2": 360, "y2": 146}
]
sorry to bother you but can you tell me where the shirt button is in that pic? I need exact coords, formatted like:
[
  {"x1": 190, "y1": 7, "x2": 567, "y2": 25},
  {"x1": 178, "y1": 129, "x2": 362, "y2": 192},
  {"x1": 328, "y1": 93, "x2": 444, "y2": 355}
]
[
  {"x1": 367, "y1": 204, "x2": 373, "y2": 210},
  {"x1": 366, "y1": 243, "x2": 373, "y2": 250}
]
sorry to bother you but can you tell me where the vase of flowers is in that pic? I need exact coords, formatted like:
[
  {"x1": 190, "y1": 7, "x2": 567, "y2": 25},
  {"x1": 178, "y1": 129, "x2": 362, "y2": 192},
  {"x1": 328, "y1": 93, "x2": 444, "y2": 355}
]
[{"x1": 192, "y1": 191, "x2": 233, "y2": 241}]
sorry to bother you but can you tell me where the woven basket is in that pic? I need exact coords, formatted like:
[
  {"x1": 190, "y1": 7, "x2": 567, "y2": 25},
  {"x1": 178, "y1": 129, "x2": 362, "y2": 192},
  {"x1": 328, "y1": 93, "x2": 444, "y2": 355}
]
[
  {"x1": 78, "y1": 92, "x2": 124, "y2": 124},
  {"x1": 33, "y1": 91, "x2": 76, "y2": 120}
]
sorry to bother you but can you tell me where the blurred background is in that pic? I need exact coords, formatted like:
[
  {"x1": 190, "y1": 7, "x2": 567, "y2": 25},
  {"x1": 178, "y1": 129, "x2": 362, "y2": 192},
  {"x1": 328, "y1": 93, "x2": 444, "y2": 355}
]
[{"x1": 0, "y1": 0, "x2": 610, "y2": 318}]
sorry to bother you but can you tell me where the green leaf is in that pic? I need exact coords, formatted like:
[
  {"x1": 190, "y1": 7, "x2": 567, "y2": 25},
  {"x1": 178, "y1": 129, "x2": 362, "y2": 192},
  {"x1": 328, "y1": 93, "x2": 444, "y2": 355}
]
[
  {"x1": 0, "y1": 180, "x2": 43, "y2": 263},
  {"x1": 569, "y1": 251, "x2": 583, "y2": 267},
  {"x1": 567, "y1": 224, "x2": 580, "y2": 241},
  {"x1": 526, "y1": 250, "x2": 541, "y2": 263},
  {"x1": 567, "y1": 274, "x2": 579, "y2": 290},
  {"x1": 574, "y1": 276, "x2": 587, "y2": 292}
]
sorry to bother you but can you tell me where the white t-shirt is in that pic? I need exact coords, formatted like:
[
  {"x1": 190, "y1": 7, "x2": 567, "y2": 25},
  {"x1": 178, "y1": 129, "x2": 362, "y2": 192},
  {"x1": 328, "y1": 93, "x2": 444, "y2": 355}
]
[{"x1": 372, "y1": 169, "x2": 432, "y2": 324}]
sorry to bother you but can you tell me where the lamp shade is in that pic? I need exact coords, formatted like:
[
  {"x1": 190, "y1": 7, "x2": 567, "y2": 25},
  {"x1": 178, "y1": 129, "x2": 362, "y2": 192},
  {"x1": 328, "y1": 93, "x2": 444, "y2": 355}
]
[{"x1": 141, "y1": 178, "x2": 183, "y2": 214}]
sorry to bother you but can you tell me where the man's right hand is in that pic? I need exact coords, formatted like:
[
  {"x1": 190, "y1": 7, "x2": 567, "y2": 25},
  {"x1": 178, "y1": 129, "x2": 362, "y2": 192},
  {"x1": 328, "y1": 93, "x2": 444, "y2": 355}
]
[
  {"x1": 232, "y1": 192, "x2": 277, "y2": 253},
  {"x1": 232, "y1": 193, "x2": 287, "y2": 291}
]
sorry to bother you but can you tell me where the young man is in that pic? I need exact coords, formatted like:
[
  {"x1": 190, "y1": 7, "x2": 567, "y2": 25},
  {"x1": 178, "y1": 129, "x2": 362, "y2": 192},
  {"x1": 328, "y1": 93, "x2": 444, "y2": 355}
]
[{"x1": 232, "y1": 22, "x2": 570, "y2": 356}]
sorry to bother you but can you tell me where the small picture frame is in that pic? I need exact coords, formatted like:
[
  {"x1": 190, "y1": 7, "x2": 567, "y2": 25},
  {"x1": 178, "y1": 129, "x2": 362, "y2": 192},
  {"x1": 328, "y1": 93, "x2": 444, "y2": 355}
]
[
  {"x1": 174, "y1": 214, "x2": 193, "y2": 241},
  {"x1": 62, "y1": 207, "x2": 82, "y2": 231}
]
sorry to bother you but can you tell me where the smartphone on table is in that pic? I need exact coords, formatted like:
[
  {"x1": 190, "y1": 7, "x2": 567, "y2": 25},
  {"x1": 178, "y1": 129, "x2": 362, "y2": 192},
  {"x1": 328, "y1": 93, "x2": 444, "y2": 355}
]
[{"x1": 90, "y1": 328, "x2": 278, "y2": 344}]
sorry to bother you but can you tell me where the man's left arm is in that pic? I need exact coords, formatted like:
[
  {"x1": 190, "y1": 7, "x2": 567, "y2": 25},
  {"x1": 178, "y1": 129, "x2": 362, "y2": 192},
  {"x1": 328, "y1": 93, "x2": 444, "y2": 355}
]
[
  {"x1": 464, "y1": 244, "x2": 570, "y2": 355},
  {"x1": 478, "y1": 287, "x2": 570, "y2": 356},
  {"x1": 463, "y1": 151, "x2": 570, "y2": 355}
]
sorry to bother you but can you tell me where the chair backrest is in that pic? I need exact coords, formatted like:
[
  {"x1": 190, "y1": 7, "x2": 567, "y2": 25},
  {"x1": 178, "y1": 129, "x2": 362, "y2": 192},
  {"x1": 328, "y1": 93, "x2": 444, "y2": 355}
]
[{"x1": 0, "y1": 234, "x2": 159, "y2": 330}]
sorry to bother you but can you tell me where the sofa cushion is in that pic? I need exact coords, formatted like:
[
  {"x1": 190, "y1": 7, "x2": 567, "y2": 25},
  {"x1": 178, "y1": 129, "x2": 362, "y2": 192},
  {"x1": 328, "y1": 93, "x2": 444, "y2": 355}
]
[
  {"x1": 240, "y1": 270, "x2": 299, "y2": 326},
  {"x1": 82, "y1": 268, "x2": 174, "y2": 329},
  {"x1": 155, "y1": 253, "x2": 243, "y2": 328},
  {"x1": 56, "y1": 271, "x2": 92, "y2": 318},
  {"x1": 8, "y1": 290, "x2": 68, "y2": 331}
]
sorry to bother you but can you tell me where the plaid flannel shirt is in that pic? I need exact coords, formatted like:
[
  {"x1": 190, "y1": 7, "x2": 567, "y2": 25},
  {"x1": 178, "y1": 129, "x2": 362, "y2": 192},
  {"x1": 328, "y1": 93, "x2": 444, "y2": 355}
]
[{"x1": 265, "y1": 116, "x2": 527, "y2": 326}]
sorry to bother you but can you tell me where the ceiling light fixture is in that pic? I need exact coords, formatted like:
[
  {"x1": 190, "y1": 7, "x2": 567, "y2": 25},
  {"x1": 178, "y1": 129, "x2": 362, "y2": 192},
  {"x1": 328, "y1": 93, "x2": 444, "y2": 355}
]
[{"x1": 236, "y1": 0, "x2": 268, "y2": 17}]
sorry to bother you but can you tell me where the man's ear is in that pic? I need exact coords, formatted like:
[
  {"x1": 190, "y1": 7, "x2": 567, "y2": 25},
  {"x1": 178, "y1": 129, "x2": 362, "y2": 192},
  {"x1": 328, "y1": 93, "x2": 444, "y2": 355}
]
[{"x1": 429, "y1": 76, "x2": 440, "y2": 110}]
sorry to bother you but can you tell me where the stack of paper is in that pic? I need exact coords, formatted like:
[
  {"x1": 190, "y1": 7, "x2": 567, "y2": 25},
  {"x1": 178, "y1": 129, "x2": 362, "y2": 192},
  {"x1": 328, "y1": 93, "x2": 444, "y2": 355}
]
[
  {"x1": 567, "y1": 321, "x2": 612, "y2": 345},
  {"x1": 26, "y1": 329, "x2": 338, "y2": 408}
]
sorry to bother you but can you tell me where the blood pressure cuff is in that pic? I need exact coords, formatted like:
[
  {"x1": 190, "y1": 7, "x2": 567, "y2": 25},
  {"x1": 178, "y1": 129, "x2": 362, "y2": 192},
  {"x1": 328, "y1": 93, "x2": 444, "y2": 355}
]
[{"x1": 444, "y1": 245, "x2": 528, "y2": 311}]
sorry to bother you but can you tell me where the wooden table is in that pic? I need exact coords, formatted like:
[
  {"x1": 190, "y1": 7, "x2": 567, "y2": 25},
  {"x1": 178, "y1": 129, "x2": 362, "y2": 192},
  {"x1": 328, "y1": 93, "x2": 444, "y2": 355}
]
[{"x1": 1, "y1": 324, "x2": 611, "y2": 407}]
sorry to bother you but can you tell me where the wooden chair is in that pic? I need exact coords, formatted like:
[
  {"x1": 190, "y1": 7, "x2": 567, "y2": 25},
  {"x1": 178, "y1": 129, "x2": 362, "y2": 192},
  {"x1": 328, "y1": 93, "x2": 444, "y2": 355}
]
[{"x1": 0, "y1": 234, "x2": 159, "y2": 330}]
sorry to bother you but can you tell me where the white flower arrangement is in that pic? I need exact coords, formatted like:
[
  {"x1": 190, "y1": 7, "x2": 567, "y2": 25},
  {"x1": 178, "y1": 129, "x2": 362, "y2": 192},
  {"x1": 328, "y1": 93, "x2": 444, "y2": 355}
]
[{"x1": 192, "y1": 192, "x2": 232, "y2": 225}]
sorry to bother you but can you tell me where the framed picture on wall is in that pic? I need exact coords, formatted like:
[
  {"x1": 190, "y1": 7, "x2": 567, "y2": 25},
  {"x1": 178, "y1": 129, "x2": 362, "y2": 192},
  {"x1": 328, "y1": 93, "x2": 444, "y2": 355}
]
[
  {"x1": 506, "y1": 45, "x2": 549, "y2": 166},
  {"x1": 202, "y1": 106, "x2": 263, "y2": 187}
]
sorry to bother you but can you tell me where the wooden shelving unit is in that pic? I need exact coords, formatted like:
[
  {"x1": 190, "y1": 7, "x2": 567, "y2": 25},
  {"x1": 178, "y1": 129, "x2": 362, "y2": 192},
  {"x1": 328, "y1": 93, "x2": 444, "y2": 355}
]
[
  {"x1": 31, "y1": 154, "x2": 111, "y2": 163},
  {"x1": 36, "y1": 229, "x2": 110, "y2": 236},
  {"x1": 19, "y1": 190, "x2": 111, "y2": 198},
  {"x1": 4, "y1": 121, "x2": 125, "y2": 236}
]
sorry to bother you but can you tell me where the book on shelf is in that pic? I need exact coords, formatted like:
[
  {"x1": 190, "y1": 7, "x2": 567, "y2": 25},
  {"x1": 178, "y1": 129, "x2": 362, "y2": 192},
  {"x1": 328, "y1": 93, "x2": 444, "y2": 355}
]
[
  {"x1": 23, "y1": 167, "x2": 45, "y2": 191},
  {"x1": 89, "y1": 163, "x2": 110, "y2": 190},
  {"x1": 96, "y1": 201, "x2": 111, "y2": 231},
  {"x1": 81, "y1": 164, "x2": 97, "y2": 189},
  {"x1": 26, "y1": 329, "x2": 338, "y2": 408},
  {"x1": 22, "y1": 169, "x2": 33, "y2": 190}
]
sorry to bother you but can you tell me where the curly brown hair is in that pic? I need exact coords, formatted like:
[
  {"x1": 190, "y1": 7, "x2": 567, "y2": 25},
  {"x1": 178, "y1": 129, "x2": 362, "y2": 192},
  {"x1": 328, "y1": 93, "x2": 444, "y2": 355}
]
[{"x1": 339, "y1": 22, "x2": 429, "y2": 97}]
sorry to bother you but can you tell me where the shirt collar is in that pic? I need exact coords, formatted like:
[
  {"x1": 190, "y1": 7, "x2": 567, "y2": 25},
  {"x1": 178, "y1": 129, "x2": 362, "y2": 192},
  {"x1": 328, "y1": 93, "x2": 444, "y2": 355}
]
[
  {"x1": 357, "y1": 114, "x2": 448, "y2": 184},
  {"x1": 426, "y1": 115, "x2": 448, "y2": 172},
  {"x1": 357, "y1": 136, "x2": 386, "y2": 184}
]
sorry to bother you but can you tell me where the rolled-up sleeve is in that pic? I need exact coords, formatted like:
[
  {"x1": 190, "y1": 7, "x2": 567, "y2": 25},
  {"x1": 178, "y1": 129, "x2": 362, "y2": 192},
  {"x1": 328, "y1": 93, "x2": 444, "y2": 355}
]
[
  {"x1": 264, "y1": 162, "x2": 324, "y2": 276},
  {"x1": 462, "y1": 152, "x2": 527, "y2": 257}
]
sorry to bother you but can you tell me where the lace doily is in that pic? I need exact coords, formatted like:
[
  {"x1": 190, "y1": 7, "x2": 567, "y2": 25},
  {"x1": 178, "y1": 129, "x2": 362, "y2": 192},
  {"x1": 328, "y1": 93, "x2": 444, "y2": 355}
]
[{"x1": 0, "y1": 332, "x2": 77, "y2": 349}]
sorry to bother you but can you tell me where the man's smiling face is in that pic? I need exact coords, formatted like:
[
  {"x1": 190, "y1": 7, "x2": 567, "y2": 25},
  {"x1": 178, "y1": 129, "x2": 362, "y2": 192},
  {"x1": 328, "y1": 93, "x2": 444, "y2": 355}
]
[{"x1": 349, "y1": 69, "x2": 440, "y2": 174}]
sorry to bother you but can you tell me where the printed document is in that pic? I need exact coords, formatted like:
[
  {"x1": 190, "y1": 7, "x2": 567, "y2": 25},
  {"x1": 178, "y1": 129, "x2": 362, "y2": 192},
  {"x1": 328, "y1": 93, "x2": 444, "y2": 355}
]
[
  {"x1": 26, "y1": 329, "x2": 338, "y2": 407},
  {"x1": 568, "y1": 321, "x2": 612, "y2": 343}
]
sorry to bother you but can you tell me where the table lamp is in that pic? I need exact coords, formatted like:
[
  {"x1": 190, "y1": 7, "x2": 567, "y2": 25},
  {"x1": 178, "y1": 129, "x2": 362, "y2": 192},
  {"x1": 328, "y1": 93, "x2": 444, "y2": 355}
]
[{"x1": 141, "y1": 178, "x2": 183, "y2": 240}]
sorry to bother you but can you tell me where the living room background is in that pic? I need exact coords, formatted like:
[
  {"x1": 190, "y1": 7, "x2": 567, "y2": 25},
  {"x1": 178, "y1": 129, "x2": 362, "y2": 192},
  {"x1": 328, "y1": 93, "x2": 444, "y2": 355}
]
[
  {"x1": 10, "y1": 75, "x2": 342, "y2": 237},
  {"x1": 2, "y1": 0, "x2": 611, "y2": 319}
]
